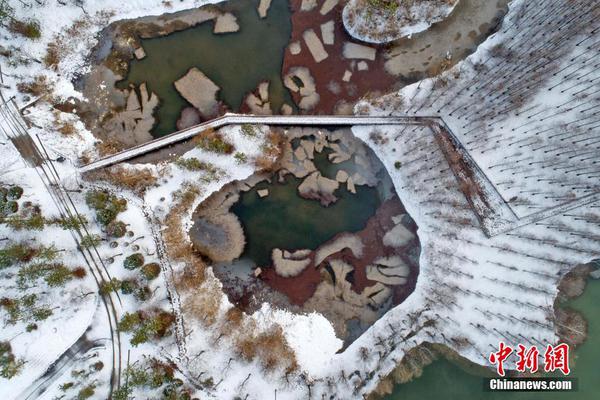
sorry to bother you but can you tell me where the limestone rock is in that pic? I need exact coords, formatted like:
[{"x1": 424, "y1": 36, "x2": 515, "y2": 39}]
[
  {"x1": 343, "y1": 42, "x2": 376, "y2": 60},
  {"x1": 366, "y1": 256, "x2": 410, "y2": 286},
  {"x1": 301, "y1": 0, "x2": 317, "y2": 11},
  {"x1": 257, "y1": 189, "x2": 269, "y2": 198},
  {"x1": 342, "y1": 70, "x2": 352, "y2": 82},
  {"x1": 289, "y1": 41, "x2": 302, "y2": 55},
  {"x1": 214, "y1": 13, "x2": 239, "y2": 34},
  {"x1": 335, "y1": 170, "x2": 349, "y2": 183},
  {"x1": 257, "y1": 0, "x2": 272, "y2": 18},
  {"x1": 315, "y1": 233, "x2": 363, "y2": 265},
  {"x1": 272, "y1": 248, "x2": 311, "y2": 277},
  {"x1": 298, "y1": 171, "x2": 339, "y2": 206},
  {"x1": 320, "y1": 0, "x2": 339, "y2": 15},
  {"x1": 134, "y1": 46, "x2": 146, "y2": 60},
  {"x1": 176, "y1": 107, "x2": 202, "y2": 130},
  {"x1": 321, "y1": 20, "x2": 335, "y2": 45},
  {"x1": 347, "y1": 176, "x2": 356, "y2": 194},
  {"x1": 284, "y1": 67, "x2": 320, "y2": 110},
  {"x1": 303, "y1": 29, "x2": 328, "y2": 63},
  {"x1": 358, "y1": 61, "x2": 369, "y2": 71},
  {"x1": 174, "y1": 67, "x2": 220, "y2": 118},
  {"x1": 383, "y1": 223, "x2": 415, "y2": 248}
]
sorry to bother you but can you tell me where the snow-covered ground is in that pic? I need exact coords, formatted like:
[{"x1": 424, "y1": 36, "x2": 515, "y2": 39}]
[{"x1": 1, "y1": 0, "x2": 599, "y2": 398}]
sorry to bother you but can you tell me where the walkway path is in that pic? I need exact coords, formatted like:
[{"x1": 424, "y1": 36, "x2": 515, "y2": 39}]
[{"x1": 80, "y1": 114, "x2": 436, "y2": 172}]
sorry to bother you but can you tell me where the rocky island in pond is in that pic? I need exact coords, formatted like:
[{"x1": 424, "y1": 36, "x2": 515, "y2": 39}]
[{"x1": 189, "y1": 128, "x2": 420, "y2": 344}]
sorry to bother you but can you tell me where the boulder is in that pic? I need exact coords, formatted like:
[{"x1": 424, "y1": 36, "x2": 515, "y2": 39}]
[
  {"x1": 213, "y1": 13, "x2": 239, "y2": 34},
  {"x1": 174, "y1": 67, "x2": 220, "y2": 118}
]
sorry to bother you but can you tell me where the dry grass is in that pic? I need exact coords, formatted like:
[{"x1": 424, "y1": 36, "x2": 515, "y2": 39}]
[
  {"x1": 16, "y1": 75, "x2": 53, "y2": 97},
  {"x1": 164, "y1": 183, "x2": 211, "y2": 305},
  {"x1": 96, "y1": 137, "x2": 127, "y2": 157},
  {"x1": 255, "y1": 129, "x2": 285, "y2": 172},
  {"x1": 84, "y1": 165, "x2": 158, "y2": 196},
  {"x1": 236, "y1": 324, "x2": 298, "y2": 373},
  {"x1": 181, "y1": 278, "x2": 222, "y2": 326}
]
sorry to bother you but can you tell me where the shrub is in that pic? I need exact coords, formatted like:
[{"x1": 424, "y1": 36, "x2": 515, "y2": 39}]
[
  {"x1": 100, "y1": 278, "x2": 122, "y2": 295},
  {"x1": 241, "y1": 124, "x2": 257, "y2": 137},
  {"x1": 16, "y1": 75, "x2": 53, "y2": 96},
  {"x1": 0, "y1": 244, "x2": 35, "y2": 269},
  {"x1": 394, "y1": 161, "x2": 402, "y2": 169},
  {"x1": 234, "y1": 152, "x2": 247, "y2": 164},
  {"x1": 124, "y1": 253, "x2": 145, "y2": 270},
  {"x1": 195, "y1": 131, "x2": 234, "y2": 154},
  {"x1": 7, "y1": 186, "x2": 23, "y2": 201},
  {"x1": 106, "y1": 220, "x2": 127, "y2": 238},
  {"x1": 119, "y1": 310, "x2": 175, "y2": 346},
  {"x1": 55, "y1": 215, "x2": 87, "y2": 230},
  {"x1": 120, "y1": 279, "x2": 138, "y2": 295},
  {"x1": 80, "y1": 234, "x2": 101, "y2": 249},
  {"x1": 141, "y1": 263, "x2": 161, "y2": 280},
  {"x1": 45, "y1": 265, "x2": 73, "y2": 287},
  {"x1": 77, "y1": 384, "x2": 96, "y2": 400},
  {"x1": 9, "y1": 19, "x2": 41, "y2": 39},
  {"x1": 72, "y1": 267, "x2": 87, "y2": 279},
  {"x1": 175, "y1": 157, "x2": 210, "y2": 171},
  {"x1": 0, "y1": 201, "x2": 18, "y2": 216},
  {"x1": 32, "y1": 306, "x2": 52, "y2": 321},
  {"x1": 3, "y1": 214, "x2": 46, "y2": 230},
  {"x1": 0, "y1": 341, "x2": 24, "y2": 379},
  {"x1": 133, "y1": 285, "x2": 151, "y2": 301},
  {"x1": 85, "y1": 190, "x2": 127, "y2": 226}
]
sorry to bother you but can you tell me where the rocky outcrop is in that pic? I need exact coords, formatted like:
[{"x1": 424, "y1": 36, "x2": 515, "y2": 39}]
[
  {"x1": 272, "y1": 248, "x2": 311, "y2": 277},
  {"x1": 213, "y1": 12, "x2": 240, "y2": 34},
  {"x1": 243, "y1": 81, "x2": 272, "y2": 115},
  {"x1": 283, "y1": 67, "x2": 320, "y2": 111},
  {"x1": 298, "y1": 171, "x2": 340, "y2": 206},
  {"x1": 342, "y1": 42, "x2": 376, "y2": 60},
  {"x1": 257, "y1": 0, "x2": 273, "y2": 18},
  {"x1": 303, "y1": 29, "x2": 328, "y2": 63},
  {"x1": 174, "y1": 67, "x2": 220, "y2": 118},
  {"x1": 104, "y1": 83, "x2": 158, "y2": 145}
]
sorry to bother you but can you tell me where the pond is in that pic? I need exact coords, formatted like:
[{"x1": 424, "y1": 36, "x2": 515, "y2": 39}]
[
  {"x1": 117, "y1": 0, "x2": 294, "y2": 137},
  {"x1": 231, "y1": 174, "x2": 383, "y2": 268},
  {"x1": 384, "y1": 274, "x2": 600, "y2": 400}
]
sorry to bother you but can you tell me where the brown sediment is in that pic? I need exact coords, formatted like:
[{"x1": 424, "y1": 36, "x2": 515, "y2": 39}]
[
  {"x1": 259, "y1": 196, "x2": 420, "y2": 307},
  {"x1": 283, "y1": 0, "x2": 398, "y2": 114}
]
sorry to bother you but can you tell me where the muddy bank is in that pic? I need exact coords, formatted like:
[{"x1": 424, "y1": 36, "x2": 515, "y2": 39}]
[{"x1": 283, "y1": 0, "x2": 398, "y2": 115}]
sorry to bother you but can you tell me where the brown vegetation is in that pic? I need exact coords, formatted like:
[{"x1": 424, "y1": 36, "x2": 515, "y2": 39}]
[
  {"x1": 236, "y1": 324, "x2": 298, "y2": 373},
  {"x1": 255, "y1": 129, "x2": 285, "y2": 172},
  {"x1": 16, "y1": 75, "x2": 53, "y2": 97},
  {"x1": 84, "y1": 165, "x2": 158, "y2": 196}
]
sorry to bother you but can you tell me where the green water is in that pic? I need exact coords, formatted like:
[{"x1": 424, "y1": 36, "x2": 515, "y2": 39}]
[
  {"x1": 385, "y1": 276, "x2": 600, "y2": 400},
  {"x1": 117, "y1": 0, "x2": 294, "y2": 137},
  {"x1": 231, "y1": 175, "x2": 383, "y2": 267}
]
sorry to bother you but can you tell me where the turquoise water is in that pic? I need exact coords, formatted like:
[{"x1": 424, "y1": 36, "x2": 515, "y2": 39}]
[
  {"x1": 117, "y1": 0, "x2": 293, "y2": 137},
  {"x1": 385, "y1": 276, "x2": 600, "y2": 400}
]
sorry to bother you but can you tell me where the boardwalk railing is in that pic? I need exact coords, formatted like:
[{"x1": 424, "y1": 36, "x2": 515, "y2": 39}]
[{"x1": 79, "y1": 114, "x2": 436, "y2": 172}]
